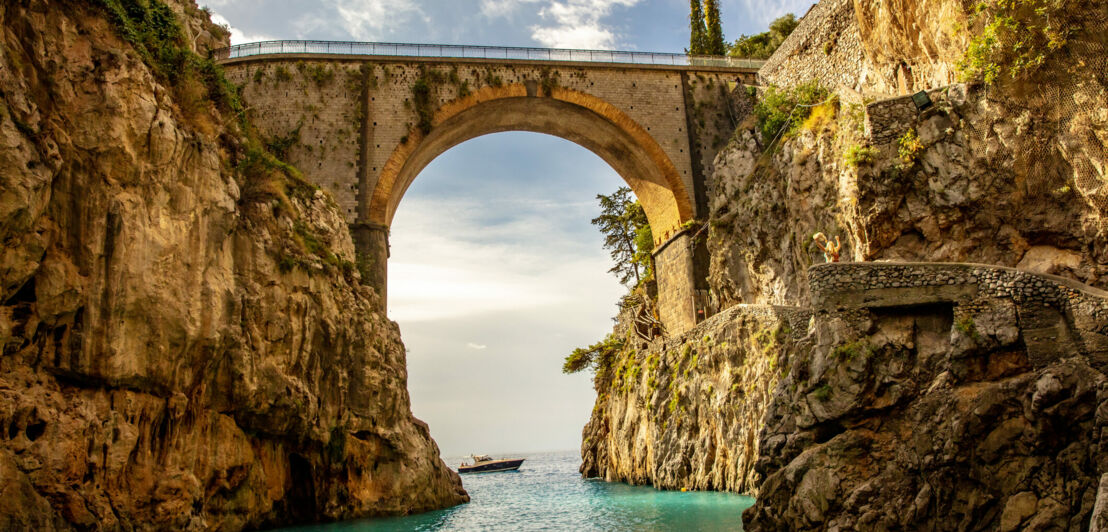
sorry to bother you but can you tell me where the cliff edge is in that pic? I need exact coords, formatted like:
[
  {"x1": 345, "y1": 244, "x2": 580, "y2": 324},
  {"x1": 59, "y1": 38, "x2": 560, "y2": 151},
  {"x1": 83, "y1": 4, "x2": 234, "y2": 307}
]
[
  {"x1": 580, "y1": 0, "x2": 1108, "y2": 528},
  {"x1": 0, "y1": 1, "x2": 466, "y2": 529}
]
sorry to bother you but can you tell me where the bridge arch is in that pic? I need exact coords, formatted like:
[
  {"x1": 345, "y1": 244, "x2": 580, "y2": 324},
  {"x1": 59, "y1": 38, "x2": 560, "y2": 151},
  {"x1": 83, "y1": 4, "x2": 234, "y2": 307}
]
[
  {"x1": 366, "y1": 84, "x2": 694, "y2": 239},
  {"x1": 353, "y1": 83, "x2": 705, "y2": 333}
]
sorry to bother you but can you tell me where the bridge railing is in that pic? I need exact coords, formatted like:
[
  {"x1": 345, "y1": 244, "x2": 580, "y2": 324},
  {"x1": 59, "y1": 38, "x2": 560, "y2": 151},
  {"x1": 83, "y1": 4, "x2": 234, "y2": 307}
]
[{"x1": 211, "y1": 40, "x2": 765, "y2": 70}]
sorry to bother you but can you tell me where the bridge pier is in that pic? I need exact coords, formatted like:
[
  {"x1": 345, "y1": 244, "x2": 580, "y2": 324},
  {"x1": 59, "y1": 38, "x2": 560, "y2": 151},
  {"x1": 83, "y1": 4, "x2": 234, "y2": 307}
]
[
  {"x1": 351, "y1": 222, "x2": 390, "y2": 306},
  {"x1": 653, "y1": 230, "x2": 704, "y2": 335}
]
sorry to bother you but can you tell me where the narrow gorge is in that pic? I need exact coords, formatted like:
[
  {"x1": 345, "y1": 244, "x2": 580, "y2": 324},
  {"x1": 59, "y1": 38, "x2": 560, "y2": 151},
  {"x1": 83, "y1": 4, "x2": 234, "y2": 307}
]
[
  {"x1": 580, "y1": 0, "x2": 1108, "y2": 528},
  {"x1": 1, "y1": 0, "x2": 1106, "y2": 529}
]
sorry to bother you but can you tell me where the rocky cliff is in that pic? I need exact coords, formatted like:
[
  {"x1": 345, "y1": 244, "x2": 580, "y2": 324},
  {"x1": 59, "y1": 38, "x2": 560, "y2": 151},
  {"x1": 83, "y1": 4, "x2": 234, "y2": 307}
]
[
  {"x1": 580, "y1": 305, "x2": 808, "y2": 494},
  {"x1": 580, "y1": 0, "x2": 1108, "y2": 528},
  {"x1": 745, "y1": 263, "x2": 1108, "y2": 529},
  {"x1": 707, "y1": 79, "x2": 1107, "y2": 310},
  {"x1": 0, "y1": 1, "x2": 465, "y2": 529}
]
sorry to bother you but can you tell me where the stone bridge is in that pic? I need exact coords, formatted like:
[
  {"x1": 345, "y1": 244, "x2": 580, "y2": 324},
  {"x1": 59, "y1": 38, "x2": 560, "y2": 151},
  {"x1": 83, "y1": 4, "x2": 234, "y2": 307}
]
[{"x1": 218, "y1": 41, "x2": 761, "y2": 333}]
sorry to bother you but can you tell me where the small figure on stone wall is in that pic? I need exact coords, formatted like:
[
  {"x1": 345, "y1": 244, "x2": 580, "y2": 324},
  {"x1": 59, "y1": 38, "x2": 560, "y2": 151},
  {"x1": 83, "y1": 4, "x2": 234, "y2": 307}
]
[{"x1": 812, "y1": 232, "x2": 842, "y2": 263}]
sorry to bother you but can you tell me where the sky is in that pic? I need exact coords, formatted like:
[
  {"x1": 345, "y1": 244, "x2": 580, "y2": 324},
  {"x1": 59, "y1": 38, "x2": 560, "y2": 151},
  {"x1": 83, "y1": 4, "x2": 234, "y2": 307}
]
[{"x1": 204, "y1": 0, "x2": 815, "y2": 457}]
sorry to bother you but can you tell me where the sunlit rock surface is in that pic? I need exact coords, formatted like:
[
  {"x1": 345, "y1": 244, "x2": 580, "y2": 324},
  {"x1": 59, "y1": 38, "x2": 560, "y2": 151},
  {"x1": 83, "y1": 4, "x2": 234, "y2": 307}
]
[
  {"x1": 0, "y1": 1, "x2": 465, "y2": 529},
  {"x1": 582, "y1": 0, "x2": 1108, "y2": 528},
  {"x1": 580, "y1": 305, "x2": 808, "y2": 495}
]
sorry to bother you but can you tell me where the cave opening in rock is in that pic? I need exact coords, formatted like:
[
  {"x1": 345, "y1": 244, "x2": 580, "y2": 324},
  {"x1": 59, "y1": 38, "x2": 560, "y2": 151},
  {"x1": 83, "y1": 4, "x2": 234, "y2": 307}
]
[
  {"x1": 285, "y1": 453, "x2": 317, "y2": 522},
  {"x1": 24, "y1": 421, "x2": 46, "y2": 442}
]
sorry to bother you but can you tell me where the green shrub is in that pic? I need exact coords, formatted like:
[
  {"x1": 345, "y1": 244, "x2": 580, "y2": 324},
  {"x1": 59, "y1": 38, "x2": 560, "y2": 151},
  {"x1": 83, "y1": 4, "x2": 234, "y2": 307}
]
[
  {"x1": 275, "y1": 65, "x2": 293, "y2": 82},
  {"x1": 95, "y1": 0, "x2": 246, "y2": 130},
  {"x1": 411, "y1": 77, "x2": 434, "y2": 134},
  {"x1": 265, "y1": 124, "x2": 302, "y2": 160},
  {"x1": 631, "y1": 207, "x2": 654, "y2": 284},
  {"x1": 540, "y1": 71, "x2": 560, "y2": 96},
  {"x1": 667, "y1": 392, "x2": 681, "y2": 413},
  {"x1": 728, "y1": 14, "x2": 799, "y2": 59},
  {"x1": 846, "y1": 103, "x2": 867, "y2": 135},
  {"x1": 897, "y1": 128, "x2": 924, "y2": 165},
  {"x1": 753, "y1": 80, "x2": 830, "y2": 142},
  {"x1": 831, "y1": 339, "x2": 872, "y2": 362},
  {"x1": 236, "y1": 146, "x2": 299, "y2": 211},
  {"x1": 955, "y1": 316, "x2": 984, "y2": 342},
  {"x1": 300, "y1": 63, "x2": 335, "y2": 86},
  {"x1": 957, "y1": 0, "x2": 1083, "y2": 84},
  {"x1": 277, "y1": 254, "x2": 297, "y2": 273},
  {"x1": 844, "y1": 145, "x2": 879, "y2": 167},
  {"x1": 814, "y1": 384, "x2": 832, "y2": 401}
]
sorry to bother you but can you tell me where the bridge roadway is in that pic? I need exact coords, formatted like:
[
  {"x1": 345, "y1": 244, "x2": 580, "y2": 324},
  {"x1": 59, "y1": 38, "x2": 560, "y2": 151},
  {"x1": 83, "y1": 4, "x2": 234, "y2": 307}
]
[
  {"x1": 213, "y1": 40, "x2": 765, "y2": 69},
  {"x1": 217, "y1": 40, "x2": 762, "y2": 334}
]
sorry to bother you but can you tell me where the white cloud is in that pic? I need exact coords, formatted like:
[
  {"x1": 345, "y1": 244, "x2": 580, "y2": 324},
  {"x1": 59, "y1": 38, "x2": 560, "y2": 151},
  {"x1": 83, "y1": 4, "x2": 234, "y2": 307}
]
[
  {"x1": 333, "y1": 0, "x2": 429, "y2": 41},
  {"x1": 529, "y1": 0, "x2": 640, "y2": 49},
  {"x1": 387, "y1": 194, "x2": 621, "y2": 323},
  {"x1": 466, "y1": 342, "x2": 488, "y2": 350},
  {"x1": 209, "y1": 12, "x2": 273, "y2": 45},
  {"x1": 480, "y1": 0, "x2": 542, "y2": 18}
]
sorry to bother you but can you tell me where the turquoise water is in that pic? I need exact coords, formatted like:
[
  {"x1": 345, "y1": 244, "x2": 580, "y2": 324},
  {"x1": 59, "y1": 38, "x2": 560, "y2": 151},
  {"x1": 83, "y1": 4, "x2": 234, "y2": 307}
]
[{"x1": 279, "y1": 450, "x2": 754, "y2": 531}]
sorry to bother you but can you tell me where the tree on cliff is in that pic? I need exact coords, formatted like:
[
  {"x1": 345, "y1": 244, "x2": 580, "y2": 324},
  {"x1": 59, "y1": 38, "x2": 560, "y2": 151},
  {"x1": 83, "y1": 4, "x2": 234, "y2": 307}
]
[
  {"x1": 592, "y1": 187, "x2": 652, "y2": 287},
  {"x1": 703, "y1": 0, "x2": 726, "y2": 55},
  {"x1": 688, "y1": 0, "x2": 707, "y2": 54},
  {"x1": 728, "y1": 13, "x2": 798, "y2": 59},
  {"x1": 562, "y1": 334, "x2": 624, "y2": 378}
]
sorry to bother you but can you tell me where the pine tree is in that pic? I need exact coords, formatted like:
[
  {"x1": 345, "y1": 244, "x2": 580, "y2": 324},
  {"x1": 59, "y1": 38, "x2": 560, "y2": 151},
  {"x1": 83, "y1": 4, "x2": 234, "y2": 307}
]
[
  {"x1": 688, "y1": 0, "x2": 707, "y2": 55},
  {"x1": 704, "y1": 0, "x2": 726, "y2": 55},
  {"x1": 592, "y1": 187, "x2": 648, "y2": 286}
]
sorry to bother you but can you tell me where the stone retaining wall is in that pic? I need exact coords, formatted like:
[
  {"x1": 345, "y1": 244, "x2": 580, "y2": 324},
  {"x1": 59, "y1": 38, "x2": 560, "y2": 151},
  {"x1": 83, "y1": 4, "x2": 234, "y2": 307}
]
[
  {"x1": 863, "y1": 86, "x2": 957, "y2": 146},
  {"x1": 757, "y1": 0, "x2": 969, "y2": 97},
  {"x1": 811, "y1": 262, "x2": 1108, "y2": 311},
  {"x1": 809, "y1": 261, "x2": 1108, "y2": 369},
  {"x1": 757, "y1": 0, "x2": 866, "y2": 92}
]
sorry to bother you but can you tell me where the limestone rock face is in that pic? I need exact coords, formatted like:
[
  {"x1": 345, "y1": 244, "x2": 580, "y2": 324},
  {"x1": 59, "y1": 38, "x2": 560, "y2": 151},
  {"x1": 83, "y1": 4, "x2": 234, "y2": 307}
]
[
  {"x1": 0, "y1": 1, "x2": 465, "y2": 530},
  {"x1": 734, "y1": 0, "x2": 1107, "y2": 308},
  {"x1": 851, "y1": 0, "x2": 970, "y2": 93},
  {"x1": 580, "y1": 306, "x2": 809, "y2": 494},
  {"x1": 584, "y1": 2, "x2": 1107, "y2": 529},
  {"x1": 707, "y1": 81, "x2": 1108, "y2": 311},
  {"x1": 744, "y1": 293, "x2": 1108, "y2": 529}
]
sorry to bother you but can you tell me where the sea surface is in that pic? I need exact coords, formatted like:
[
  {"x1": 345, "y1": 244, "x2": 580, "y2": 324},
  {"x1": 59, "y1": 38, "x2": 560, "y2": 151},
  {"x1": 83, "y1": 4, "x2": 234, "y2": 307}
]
[{"x1": 279, "y1": 450, "x2": 754, "y2": 531}]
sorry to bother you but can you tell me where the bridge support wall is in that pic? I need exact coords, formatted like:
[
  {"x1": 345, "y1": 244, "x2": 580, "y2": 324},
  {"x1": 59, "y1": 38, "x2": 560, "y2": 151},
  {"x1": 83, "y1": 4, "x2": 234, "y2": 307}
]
[
  {"x1": 351, "y1": 223, "x2": 390, "y2": 306},
  {"x1": 654, "y1": 231, "x2": 699, "y2": 334}
]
